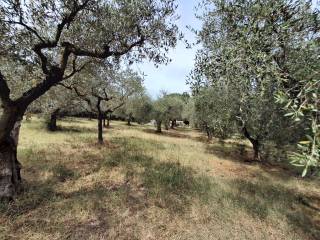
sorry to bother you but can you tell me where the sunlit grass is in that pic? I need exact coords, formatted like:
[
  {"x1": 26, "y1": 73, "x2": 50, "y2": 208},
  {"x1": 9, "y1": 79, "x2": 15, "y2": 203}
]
[{"x1": 0, "y1": 116, "x2": 319, "y2": 240}]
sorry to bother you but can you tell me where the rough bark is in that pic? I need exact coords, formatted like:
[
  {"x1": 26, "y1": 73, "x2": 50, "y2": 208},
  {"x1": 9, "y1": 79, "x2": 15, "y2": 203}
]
[
  {"x1": 0, "y1": 120, "x2": 22, "y2": 200},
  {"x1": 0, "y1": 69, "x2": 63, "y2": 199},
  {"x1": 11, "y1": 120, "x2": 22, "y2": 182},
  {"x1": 0, "y1": 141, "x2": 17, "y2": 200}
]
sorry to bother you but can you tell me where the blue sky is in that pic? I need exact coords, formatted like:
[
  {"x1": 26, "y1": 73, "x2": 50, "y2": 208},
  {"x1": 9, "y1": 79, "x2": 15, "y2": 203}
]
[
  {"x1": 133, "y1": 0, "x2": 202, "y2": 98},
  {"x1": 135, "y1": 0, "x2": 319, "y2": 98}
]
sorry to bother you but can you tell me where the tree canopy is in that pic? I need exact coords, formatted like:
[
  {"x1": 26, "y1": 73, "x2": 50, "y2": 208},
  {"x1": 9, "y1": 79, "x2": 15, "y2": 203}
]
[{"x1": 190, "y1": 0, "x2": 320, "y2": 171}]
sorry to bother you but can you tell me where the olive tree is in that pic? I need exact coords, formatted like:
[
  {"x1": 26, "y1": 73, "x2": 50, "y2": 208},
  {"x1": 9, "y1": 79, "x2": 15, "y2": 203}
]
[
  {"x1": 115, "y1": 92, "x2": 153, "y2": 125},
  {"x1": 193, "y1": 85, "x2": 237, "y2": 141},
  {"x1": 152, "y1": 94, "x2": 184, "y2": 132},
  {"x1": 191, "y1": 0, "x2": 319, "y2": 162},
  {"x1": 0, "y1": 0, "x2": 179, "y2": 199},
  {"x1": 35, "y1": 86, "x2": 83, "y2": 131},
  {"x1": 62, "y1": 65, "x2": 144, "y2": 144}
]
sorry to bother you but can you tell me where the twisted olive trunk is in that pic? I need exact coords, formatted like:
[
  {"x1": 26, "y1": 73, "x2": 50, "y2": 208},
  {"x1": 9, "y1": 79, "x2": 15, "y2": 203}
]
[
  {"x1": 1, "y1": 68, "x2": 65, "y2": 200},
  {"x1": 0, "y1": 109, "x2": 23, "y2": 200}
]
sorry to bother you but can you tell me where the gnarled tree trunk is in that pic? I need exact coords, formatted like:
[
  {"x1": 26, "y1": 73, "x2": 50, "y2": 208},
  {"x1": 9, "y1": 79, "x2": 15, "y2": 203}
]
[
  {"x1": 0, "y1": 141, "x2": 19, "y2": 200},
  {"x1": 48, "y1": 108, "x2": 60, "y2": 131},
  {"x1": 1, "y1": 67, "x2": 64, "y2": 200},
  {"x1": 0, "y1": 112, "x2": 23, "y2": 200}
]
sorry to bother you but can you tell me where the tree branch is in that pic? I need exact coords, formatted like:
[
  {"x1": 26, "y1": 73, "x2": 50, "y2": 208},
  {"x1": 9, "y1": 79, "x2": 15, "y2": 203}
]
[
  {"x1": 58, "y1": 82, "x2": 95, "y2": 112},
  {"x1": 30, "y1": 0, "x2": 90, "y2": 75},
  {"x1": 54, "y1": 0, "x2": 91, "y2": 44},
  {"x1": 4, "y1": 20, "x2": 45, "y2": 43},
  {"x1": 63, "y1": 57, "x2": 89, "y2": 80},
  {"x1": 15, "y1": 66, "x2": 64, "y2": 107},
  {"x1": 61, "y1": 30, "x2": 145, "y2": 59}
]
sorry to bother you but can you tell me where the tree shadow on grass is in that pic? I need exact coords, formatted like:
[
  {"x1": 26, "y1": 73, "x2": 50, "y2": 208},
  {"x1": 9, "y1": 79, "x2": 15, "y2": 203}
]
[
  {"x1": 0, "y1": 182, "x2": 113, "y2": 239},
  {"x1": 142, "y1": 128, "x2": 192, "y2": 139},
  {"x1": 142, "y1": 128, "x2": 210, "y2": 143},
  {"x1": 205, "y1": 142, "x2": 306, "y2": 181},
  {"x1": 223, "y1": 177, "x2": 320, "y2": 239},
  {"x1": 61, "y1": 117, "x2": 88, "y2": 124},
  {"x1": 3, "y1": 135, "x2": 211, "y2": 217},
  {"x1": 103, "y1": 137, "x2": 212, "y2": 214},
  {"x1": 205, "y1": 141, "x2": 252, "y2": 162},
  {"x1": 0, "y1": 180, "x2": 57, "y2": 217},
  {"x1": 0, "y1": 166, "x2": 81, "y2": 217},
  {"x1": 141, "y1": 161, "x2": 212, "y2": 213},
  {"x1": 48, "y1": 125, "x2": 95, "y2": 134}
]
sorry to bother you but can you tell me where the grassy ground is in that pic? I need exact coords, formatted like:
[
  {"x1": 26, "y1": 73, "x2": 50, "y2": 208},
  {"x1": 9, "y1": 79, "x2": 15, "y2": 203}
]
[{"x1": 0, "y1": 117, "x2": 319, "y2": 240}]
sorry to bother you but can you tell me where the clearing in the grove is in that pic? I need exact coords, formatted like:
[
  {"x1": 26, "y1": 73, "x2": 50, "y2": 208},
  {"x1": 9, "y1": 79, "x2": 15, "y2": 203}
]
[{"x1": 0, "y1": 118, "x2": 319, "y2": 240}]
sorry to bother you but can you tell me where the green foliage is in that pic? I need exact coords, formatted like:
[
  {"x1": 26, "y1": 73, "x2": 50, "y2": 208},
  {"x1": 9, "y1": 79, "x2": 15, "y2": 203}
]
[
  {"x1": 181, "y1": 97, "x2": 196, "y2": 124},
  {"x1": 193, "y1": 85, "x2": 237, "y2": 139},
  {"x1": 0, "y1": 0, "x2": 180, "y2": 144},
  {"x1": 115, "y1": 92, "x2": 153, "y2": 124},
  {"x1": 152, "y1": 93, "x2": 185, "y2": 128},
  {"x1": 276, "y1": 77, "x2": 320, "y2": 175},
  {"x1": 191, "y1": 0, "x2": 320, "y2": 169}
]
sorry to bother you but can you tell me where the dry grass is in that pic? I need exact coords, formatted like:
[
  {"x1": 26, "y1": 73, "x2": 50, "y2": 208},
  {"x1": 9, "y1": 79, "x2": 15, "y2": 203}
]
[{"x1": 0, "y1": 117, "x2": 319, "y2": 240}]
